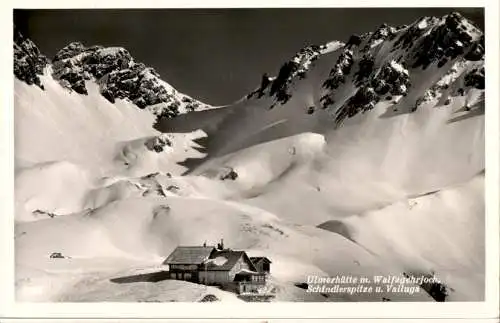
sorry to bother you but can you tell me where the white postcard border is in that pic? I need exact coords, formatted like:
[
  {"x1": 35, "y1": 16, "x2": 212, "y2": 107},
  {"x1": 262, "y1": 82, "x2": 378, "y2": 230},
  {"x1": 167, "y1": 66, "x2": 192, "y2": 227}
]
[{"x1": 1, "y1": 0, "x2": 498, "y2": 320}]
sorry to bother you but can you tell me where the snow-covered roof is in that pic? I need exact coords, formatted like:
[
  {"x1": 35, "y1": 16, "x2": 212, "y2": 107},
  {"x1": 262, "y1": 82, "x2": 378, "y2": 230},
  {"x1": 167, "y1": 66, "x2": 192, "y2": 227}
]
[
  {"x1": 235, "y1": 268, "x2": 261, "y2": 275},
  {"x1": 203, "y1": 250, "x2": 258, "y2": 272},
  {"x1": 205, "y1": 256, "x2": 228, "y2": 266}
]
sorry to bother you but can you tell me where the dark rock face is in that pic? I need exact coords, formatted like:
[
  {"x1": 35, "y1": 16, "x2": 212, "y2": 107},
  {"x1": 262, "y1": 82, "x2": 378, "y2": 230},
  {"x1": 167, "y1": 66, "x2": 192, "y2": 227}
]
[
  {"x1": 102, "y1": 65, "x2": 177, "y2": 110},
  {"x1": 259, "y1": 74, "x2": 272, "y2": 94},
  {"x1": 145, "y1": 134, "x2": 173, "y2": 153},
  {"x1": 354, "y1": 54, "x2": 375, "y2": 85},
  {"x1": 322, "y1": 49, "x2": 354, "y2": 93},
  {"x1": 269, "y1": 61, "x2": 297, "y2": 104},
  {"x1": 13, "y1": 28, "x2": 49, "y2": 89},
  {"x1": 464, "y1": 35, "x2": 485, "y2": 61},
  {"x1": 13, "y1": 34, "x2": 208, "y2": 117},
  {"x1": 346, "y1": 34, "x2": 362, "y2": 47},
  {"x1": 182, "y1": 96, "x2": 202, "y2": 112},
  {"x1": 53, "y1": 41, "x2": 87, "y2": 61},
  {"x1": 246, "y1": 73, "x2": 273, "y2": 100},
  {"x1": 362, "y1": 24, "x2": 398, "y2": 52},
  {"x1": 50, "y1": 43, "x2": 204, "y2": 117},
  {"x1": 335, "y1": 86, "x2": 379, "y2": 125},
  {"x1": 464, "y1": 67, "x2": 485, "y2": 90},
  {"x1": 371, "y1": 61, "x2": 410, "y2": 96},
  {"x1": 319, "y1": 95, "x2": 335, "y2": 109},
  {"x1": 324, "y1": 56, "x2": 410, "y2": 120},
  {"x1": 392, "y1": 19, "x2": 428, "y2": 52},
  {"x1": 219, "y1": 167, "x2": 238, "y2": 180},
  {"x1": 52, "y1": 55, "x2": 89, "y2": 95},
  {"x1": 409, "y1": 13, "x2": 475, "y2": 70},
  {"x1": 244, "y1": 13, "x2": 484, "y2": 130},
  {"x1": 319, "y1": 12, "x2": 483, "y2": 123},
  {"x1": 266, "y1": 44, "x2": 324, "y2": 105},
  {"x1": 320, "y1": 48, "x2": 356, "y2": 110}
]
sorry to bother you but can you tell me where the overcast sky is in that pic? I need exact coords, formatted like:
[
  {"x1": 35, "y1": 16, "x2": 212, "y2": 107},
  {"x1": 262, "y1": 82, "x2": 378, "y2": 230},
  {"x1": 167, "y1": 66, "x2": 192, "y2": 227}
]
[{"x1": 14, "y1": 8, "x2": 484, "y2": 105}]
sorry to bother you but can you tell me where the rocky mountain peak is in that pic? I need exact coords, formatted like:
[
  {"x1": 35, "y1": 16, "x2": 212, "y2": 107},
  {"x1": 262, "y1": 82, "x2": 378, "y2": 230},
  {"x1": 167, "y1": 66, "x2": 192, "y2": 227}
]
[
  {"x1": 246, "y1": 43, "x2": 327, "y2": 105},
  {"x1": 14, "y1": 35, "x2": 210, "y2": 118},
  {"x1": 401, "y1": 12, "x2": 482, "y2": 70},
  {"x1": 244, "y1": 12, "x2": 484, "y2": 126},
  {"x1": 13, "y1": 27, "x2": 49, "y2": 89}
]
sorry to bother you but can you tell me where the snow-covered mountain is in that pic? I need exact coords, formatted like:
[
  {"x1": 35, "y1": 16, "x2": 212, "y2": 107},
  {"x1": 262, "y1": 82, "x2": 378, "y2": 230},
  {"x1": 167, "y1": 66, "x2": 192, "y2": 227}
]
[
  {"x1": 14, "y1": 27, "x2": 212, "y2": 176},
  {"x1": 14, "y1": 12, "x2": 485, "y2": 302},
  {"x1": 15, "y1": 27, "x2": 210, "y2": 115}
]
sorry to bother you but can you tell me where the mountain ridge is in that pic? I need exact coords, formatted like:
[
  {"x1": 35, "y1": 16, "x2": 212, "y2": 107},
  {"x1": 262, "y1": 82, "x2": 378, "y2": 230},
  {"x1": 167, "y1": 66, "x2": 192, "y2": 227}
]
[
  {"x1": 240, "y1": 12, "x2": 483, "y2": 125},
  {"x1": 13, "y1": 30, "x2": 212, "y2": 121}
]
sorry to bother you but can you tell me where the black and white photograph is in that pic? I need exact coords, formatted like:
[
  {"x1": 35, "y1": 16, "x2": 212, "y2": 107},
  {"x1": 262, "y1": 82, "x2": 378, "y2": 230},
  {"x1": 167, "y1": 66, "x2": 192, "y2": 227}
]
[{"x1": 3, "y1": 2, "x2": 499, "y2": 319}]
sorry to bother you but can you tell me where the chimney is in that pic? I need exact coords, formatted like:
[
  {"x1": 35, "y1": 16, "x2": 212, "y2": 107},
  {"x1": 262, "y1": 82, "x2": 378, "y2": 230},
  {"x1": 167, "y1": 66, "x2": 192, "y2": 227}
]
[{"x1": 217, "y1": 238, "x2": 224, "y2": 250}]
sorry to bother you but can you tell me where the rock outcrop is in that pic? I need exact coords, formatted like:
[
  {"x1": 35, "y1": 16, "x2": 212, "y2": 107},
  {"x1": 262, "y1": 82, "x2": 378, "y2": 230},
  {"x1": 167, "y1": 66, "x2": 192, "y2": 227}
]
[
  {"x1": 13, "y1": 27, "x2": 49, "y2": 89},
  {"x1": 244, "y1": 12, "x2": 483, "y2": 127},
  {"x1": 51, "y1": 43, "x2": 206, "y2": 117},
  {"x1": 14, "y1": 35, "x2": 209, "y2": 118}
]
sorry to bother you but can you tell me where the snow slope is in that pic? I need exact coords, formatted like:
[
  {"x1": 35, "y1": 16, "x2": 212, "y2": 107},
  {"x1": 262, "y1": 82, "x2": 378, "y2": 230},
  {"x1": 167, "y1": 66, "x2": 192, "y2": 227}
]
[
  {"x1": 15, "y1": 72, "x2": 208, "y2": 176},
  {"x1": 14, "y1": 12, "x2": 485, "y2": 302},
  {"x1": 14, "y1": 72, "x2": 209, "y2": 222}
]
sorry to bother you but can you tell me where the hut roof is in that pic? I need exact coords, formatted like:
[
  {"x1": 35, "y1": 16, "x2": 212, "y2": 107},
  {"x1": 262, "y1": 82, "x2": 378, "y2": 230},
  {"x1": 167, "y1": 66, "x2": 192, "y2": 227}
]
[
  {"x1": 250, "y1": 256, "x2": 272, "y2": 264},
  {"x1": 203, "y1": 250, "x2": 258, "y2": 272},
  {"x1": 163, "y1": 246, "x2": 216, "y2": 265}
]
